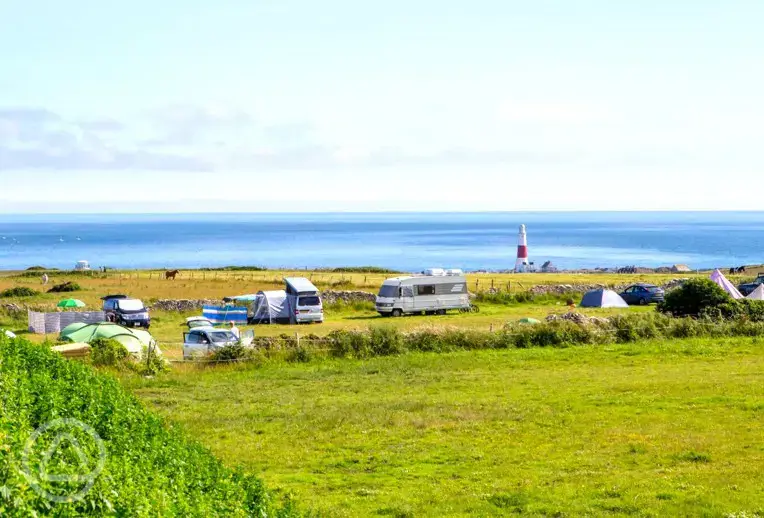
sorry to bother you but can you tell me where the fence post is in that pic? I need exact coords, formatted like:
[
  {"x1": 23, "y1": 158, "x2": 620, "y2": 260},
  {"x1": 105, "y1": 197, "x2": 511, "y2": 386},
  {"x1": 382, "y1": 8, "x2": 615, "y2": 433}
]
[
  {"x1": 491, "y1": 279, "x2": 494, "y2": 291},
  {"x1": 475, "y1": 280, "x2": 479, "y2": 291},
  {"x1": 295, "y1": 332, "x2": 300, "y2": 349},
  {"x1": 146, "y1": 342, "x2": 153, "y2": 372}
]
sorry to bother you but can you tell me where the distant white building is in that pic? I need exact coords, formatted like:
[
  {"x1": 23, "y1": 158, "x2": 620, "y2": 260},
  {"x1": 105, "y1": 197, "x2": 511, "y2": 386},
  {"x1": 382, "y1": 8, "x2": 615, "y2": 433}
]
[{"x1": 74, "y1": 260, "x2": 91, "y2": 271}]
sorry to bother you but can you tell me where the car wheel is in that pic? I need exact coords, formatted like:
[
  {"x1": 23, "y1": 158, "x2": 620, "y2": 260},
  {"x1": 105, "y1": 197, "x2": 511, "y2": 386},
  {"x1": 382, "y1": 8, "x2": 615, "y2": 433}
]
[
  {"x1": 391, "y1": 308, "x2": 403, "y2": 317},
  {"x1": 639, "y1": 298, "x2": 648, "y2": 306}
]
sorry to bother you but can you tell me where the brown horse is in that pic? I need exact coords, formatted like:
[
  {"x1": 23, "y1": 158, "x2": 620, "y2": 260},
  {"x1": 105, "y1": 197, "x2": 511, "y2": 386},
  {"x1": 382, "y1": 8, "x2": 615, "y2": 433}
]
[{"x1": 165, "y1": 269, "x2": 179, "y2": 280}]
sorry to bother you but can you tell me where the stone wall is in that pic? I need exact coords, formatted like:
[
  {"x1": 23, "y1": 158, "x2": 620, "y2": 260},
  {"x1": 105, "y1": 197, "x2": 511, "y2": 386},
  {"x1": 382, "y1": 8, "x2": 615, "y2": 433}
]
[
  {"x1": 149, "y1": 299, "x2": 221, "y2": 312},
  {"x1": 320, "y1": 290, "x2": 376, "y2": 305}
]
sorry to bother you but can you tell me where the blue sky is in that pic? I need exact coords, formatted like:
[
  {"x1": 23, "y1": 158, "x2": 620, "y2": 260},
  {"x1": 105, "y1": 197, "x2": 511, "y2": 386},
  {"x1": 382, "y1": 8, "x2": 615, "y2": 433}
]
[{"x1": 1, "y1": 0, "x2": 762, "y2": 212}]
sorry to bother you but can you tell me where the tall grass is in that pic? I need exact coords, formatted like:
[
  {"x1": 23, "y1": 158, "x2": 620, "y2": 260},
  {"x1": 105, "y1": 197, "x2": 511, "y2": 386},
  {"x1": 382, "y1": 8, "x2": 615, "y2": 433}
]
[
  {"x1": 0, "y1": 335, "x2": 298, "y2": 516},
  {"x1": 318, "y1": 314, "x2": 764, "y2": 359}
]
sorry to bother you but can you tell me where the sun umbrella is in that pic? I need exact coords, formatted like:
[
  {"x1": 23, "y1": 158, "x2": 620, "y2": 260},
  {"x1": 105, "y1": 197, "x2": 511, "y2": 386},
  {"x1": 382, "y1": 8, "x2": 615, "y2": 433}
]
[
  {"x1": 57, "y1": 298, "x2": 86, "y2": 308},
  {"x1": 518, "y1": 317, "x2": 541, "y2": 324}
]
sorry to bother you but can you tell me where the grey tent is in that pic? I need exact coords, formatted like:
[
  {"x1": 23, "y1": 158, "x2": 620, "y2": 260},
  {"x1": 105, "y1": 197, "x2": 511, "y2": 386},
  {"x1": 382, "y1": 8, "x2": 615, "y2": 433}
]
[
  {"x1": 580, "y1": 289, "x2": 629, "y2": 308},
  {"x1": 746, "y1": 284, "x2": 764, "y2": 300},
  {"x1": 249, "y1": 290, "x2": 292, "y2": 324}
]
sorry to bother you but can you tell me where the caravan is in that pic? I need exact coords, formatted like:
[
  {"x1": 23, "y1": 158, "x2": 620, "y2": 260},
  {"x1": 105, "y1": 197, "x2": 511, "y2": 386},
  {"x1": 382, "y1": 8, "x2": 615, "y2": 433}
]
[{"x1": 375, "y1": 271, "x2": 470, "y2": 316}]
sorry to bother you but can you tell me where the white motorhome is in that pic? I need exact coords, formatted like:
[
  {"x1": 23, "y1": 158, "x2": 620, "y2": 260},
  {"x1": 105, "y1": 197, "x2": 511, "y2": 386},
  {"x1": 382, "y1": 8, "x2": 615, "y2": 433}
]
[{"x1": 375, "y1": 272, "x2": 470, "y2": 316}]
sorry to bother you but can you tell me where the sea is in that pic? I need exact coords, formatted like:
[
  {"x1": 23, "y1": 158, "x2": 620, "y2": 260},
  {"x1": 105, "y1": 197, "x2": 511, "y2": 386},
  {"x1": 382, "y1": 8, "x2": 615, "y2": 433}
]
[{"x1": 0, "y1": 212, "x2": 763, "y2": 272}]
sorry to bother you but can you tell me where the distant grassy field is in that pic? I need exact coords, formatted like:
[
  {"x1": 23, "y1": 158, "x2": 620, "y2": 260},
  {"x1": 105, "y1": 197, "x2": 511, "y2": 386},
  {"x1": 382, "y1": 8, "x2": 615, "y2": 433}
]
[
  {"x1": 0, "y1": 268, "x2": 707, "y2": 303},
  {"x1": 122, "y1": 338, "x2": 764, "y2": 516}
]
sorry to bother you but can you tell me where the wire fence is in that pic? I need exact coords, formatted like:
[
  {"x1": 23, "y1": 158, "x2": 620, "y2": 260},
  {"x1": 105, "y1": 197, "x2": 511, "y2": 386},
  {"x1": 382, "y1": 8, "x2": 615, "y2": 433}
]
[{"x1": 14, "y1": 268, "x2": 537, "y2": 294}]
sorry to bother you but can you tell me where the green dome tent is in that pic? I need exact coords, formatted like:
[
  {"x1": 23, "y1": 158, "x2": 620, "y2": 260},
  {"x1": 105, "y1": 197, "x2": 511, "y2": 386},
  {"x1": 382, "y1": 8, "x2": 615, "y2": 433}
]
[{"x1": 59, "y1": 322, "x2": 158, "y2": 356}]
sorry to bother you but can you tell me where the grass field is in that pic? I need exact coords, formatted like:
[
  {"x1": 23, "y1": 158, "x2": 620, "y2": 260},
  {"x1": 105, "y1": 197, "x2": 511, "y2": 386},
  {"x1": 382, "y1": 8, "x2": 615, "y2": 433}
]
[
  {"x1": 3, "y1": 268, "x2": 764, "y2": 515},
  {"x1": 122, "y1": 338, "x2": 764, "y2": 516}
]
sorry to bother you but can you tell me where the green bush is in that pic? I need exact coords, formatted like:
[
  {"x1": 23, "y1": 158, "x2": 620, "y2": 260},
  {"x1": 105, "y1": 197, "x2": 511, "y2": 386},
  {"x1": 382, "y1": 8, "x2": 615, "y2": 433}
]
[
  {"x1": 701, "y1": 300, "x2": 764, "y2": 322},
  {"x1": 658, "y1": 278, "x2": 731, "y2": 317},
  {"x1": 0, "y1": 286, "x2": 40, "y2": 297},
  {"x1": 47, "y1": 281, "x2": 82, "y2": 293},
  {"x1": 287, "y1": 346, "x2": 312, "y2": 363},
  {"x1": 510, "y1": 320, "x2": 604, "y2": 348},
  {"x1": 209, "y1": 344, "x2": 256, "y2": 362},
  {"x1": 369, "y1": 326, "x2": 404, "y2": 356},
  {"x1": 328, "y1": 329, "x2": 373, "y2": 358},
  {"x1": 89, "y1": 338, "x2": 130, "y2": 368},
  {"x1": 0, "y1": 335, "x2": 296, "y2": 516},
  {"x1": 137, "y1": 345, "x2": 169, "y2": 375},
  {"x1": 609, "y1": 313, "x2": 666, "y2": 343}
]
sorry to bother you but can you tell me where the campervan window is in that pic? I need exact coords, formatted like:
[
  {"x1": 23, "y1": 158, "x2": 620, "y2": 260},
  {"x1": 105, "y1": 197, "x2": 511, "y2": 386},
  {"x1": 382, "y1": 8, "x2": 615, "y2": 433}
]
[
  {"x1": 298, "y1": 296, "x2": 320, "y2": 306},
  {"x1": 118, "y1": 299, "x2": 145, "y2": 311},
  {"x1": 417, "y1": 285, "x2": 436, "y2": 295},
  {"x1": 378, "y1": 285, "x2": 398, "y2": 298}
]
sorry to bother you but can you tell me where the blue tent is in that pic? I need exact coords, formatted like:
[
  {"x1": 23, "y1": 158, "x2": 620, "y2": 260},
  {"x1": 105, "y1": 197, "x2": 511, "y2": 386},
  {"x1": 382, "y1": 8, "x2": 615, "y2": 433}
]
[{"x1": 580, "y1": 289, "x2": 628, "y2": 308}]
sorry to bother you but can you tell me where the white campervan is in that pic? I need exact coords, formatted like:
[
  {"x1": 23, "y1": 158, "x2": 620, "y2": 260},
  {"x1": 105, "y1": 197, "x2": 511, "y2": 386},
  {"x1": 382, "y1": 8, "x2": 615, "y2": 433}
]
[
  {"x1": 285, "y1": 277, "x2": 324, "y2": 324},
  {"x1": 375, "y1": 271, "x2": 470, "y2": 316}
]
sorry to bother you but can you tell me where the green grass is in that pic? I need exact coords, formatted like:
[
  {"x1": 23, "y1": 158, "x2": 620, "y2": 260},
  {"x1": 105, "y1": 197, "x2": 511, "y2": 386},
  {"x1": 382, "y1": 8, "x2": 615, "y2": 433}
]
[
  {"x1": 123, "y1": 338, "x2": 764, "y2": 517},
  {"x1": 0, "y1": 335, "x2": 296, "y2": 516}
]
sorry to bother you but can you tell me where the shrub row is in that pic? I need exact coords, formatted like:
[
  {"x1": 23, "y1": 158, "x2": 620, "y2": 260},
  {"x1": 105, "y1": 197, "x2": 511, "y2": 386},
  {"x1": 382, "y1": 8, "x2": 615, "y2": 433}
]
[
  {"x1": 0, "y1": 335, "x2": 297, "y2": 516},
  {"x1": 321, "y1": 314, "x2": 764, "y2": 359}
]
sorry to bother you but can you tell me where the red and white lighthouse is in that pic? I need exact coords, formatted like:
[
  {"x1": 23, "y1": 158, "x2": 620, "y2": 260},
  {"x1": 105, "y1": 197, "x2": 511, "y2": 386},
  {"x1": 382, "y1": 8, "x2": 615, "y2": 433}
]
[{"x1": 514, "y1": 224, "x2": 529, "y2": 272}]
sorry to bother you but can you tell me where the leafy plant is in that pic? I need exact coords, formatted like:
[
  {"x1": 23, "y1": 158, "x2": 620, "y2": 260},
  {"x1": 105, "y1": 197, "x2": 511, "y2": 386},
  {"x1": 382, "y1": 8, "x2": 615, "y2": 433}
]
[
  {"x1": 47, "y1": 281, "x2": 82, "y2": 293},
  {"x1": 0, "y1": 286, "x2": 40, "y2": 297},
  {"x1": 0, "y1": 335, "x2": 296, "y2": 516},
  {"x1": 209, "y1": 344, "x2": 256, "y2": 362},
  {"x1": 89, "y1": 337, "x2": 130, "y2": 367},
  {"x1": 658, "y1": 278, "x2": 731, "y2": 317}
]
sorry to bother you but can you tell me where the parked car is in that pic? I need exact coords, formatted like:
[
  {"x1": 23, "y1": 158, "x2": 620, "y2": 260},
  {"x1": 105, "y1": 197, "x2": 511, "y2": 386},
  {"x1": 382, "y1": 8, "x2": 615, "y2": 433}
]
[
  {"x1": 182, "y1": 326, "x2": 253, "y2": 360},
  {"x1": 101, "y1": 294, "x2": 151, "y2": 328},
  {"x1": 619, "y1": 284, "x2": 665, "y2": 305},
  {"x1": 738, "y1": 273, "x2": 764, "y2": 296}
]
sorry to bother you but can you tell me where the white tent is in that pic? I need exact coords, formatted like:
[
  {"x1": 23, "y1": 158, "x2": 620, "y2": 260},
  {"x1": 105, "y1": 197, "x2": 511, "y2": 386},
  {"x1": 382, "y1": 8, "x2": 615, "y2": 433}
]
[
  {"x1": 710, "y1": 269, "x2": 743, "y2": 299},
  {"x1": 249, "y1": 290, "x2": 293, "y2": 324},
  {"x1": 746, "y1": 284, "x2": 764, "y2": 300}
]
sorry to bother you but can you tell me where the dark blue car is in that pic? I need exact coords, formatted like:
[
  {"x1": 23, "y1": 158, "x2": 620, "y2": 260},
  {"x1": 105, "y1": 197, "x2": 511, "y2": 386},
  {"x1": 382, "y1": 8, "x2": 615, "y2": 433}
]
[{"x1": 619, "y1": 283, "x2": 665, "y2": 305}]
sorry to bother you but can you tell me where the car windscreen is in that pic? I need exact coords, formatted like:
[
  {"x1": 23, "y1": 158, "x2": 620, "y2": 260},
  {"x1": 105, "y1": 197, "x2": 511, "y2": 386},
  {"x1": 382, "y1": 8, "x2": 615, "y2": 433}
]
[
  {"x1": 209, "y1": 331, "x2": 237, "y2": 343},
  {"x1": 645, "y1": 286, "x2": 661, "y2": 292},
  {"x1": 117, "y1": 299, "x2": 145, "y2": 311},
  {"x1": 378, "y1": 285, "x2": 398, "y2": 298},
  {"x1": 298, "y1": 296, "x2": 321, "y2": 306}
]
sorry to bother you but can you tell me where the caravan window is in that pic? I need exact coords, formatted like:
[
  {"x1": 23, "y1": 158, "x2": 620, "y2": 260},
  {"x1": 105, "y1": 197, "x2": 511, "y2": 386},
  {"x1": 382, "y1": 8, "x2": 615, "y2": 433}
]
[
  {"x1": 417, "y1": 285, "x2": 436, "y2": 295},
  {"x1": 378, "y1": 285, "x2": 399, "y2": 298},
  {"x1": 298, "y1": 296, "x2": 320, "y2": 306}
]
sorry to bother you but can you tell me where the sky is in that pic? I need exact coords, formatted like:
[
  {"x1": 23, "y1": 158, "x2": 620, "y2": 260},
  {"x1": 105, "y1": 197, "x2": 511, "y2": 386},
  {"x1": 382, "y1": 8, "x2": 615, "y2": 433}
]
[{"x1": 0, "y1": 0, "x2": 763, "y2": 212}]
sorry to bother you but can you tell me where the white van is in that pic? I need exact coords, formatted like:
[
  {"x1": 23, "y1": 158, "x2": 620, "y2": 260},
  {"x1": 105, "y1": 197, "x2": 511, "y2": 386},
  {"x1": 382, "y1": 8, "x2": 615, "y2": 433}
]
[
  {"x1": 284, "y1": 277, "x2": 324, "y2": 324},
  {"x1": 375, "y1": 273, "x2": 470, "y2": 316}
]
